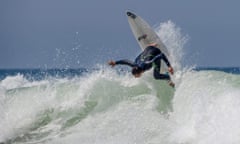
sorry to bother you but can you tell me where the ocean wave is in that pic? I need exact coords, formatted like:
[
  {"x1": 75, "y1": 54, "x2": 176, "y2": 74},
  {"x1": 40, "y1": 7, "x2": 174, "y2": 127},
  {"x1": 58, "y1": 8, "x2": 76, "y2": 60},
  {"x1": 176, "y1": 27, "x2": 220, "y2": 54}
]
[
  {"x1": 1, "y1": 20, "x2": 240, "y2": 144},
  {"x1": 1, "y1": 68, "x2": 240, "y2": 144}
]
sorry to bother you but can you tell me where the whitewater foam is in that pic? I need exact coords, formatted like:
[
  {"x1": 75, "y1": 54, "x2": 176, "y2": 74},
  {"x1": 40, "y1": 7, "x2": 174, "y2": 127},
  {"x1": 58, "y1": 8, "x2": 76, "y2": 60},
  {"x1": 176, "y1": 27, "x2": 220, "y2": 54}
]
[
  {"x1": 169, "y1": 71, "x2": 240, "y2": 144},
  {"x1": 1, "y1": 21, "x2": 240, "y2": 144}
]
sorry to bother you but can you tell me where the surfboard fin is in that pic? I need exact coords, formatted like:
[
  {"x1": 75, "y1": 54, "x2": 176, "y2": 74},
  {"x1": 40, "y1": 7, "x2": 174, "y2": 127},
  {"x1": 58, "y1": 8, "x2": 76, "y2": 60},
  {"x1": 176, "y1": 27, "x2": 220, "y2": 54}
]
[{"x1": 138, "y1": 34, "x2": 147, "y2": 41}]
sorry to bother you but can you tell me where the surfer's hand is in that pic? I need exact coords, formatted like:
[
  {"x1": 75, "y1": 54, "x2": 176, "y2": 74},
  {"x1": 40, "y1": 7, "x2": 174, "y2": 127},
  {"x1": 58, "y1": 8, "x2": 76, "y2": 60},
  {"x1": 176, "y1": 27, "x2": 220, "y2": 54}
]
[
  {"x1": 108, "y1": 60, "x2": 116, "y2": 67},
  {"x1": 168, "y1": 67, "x2": 174, "y2": 75}
]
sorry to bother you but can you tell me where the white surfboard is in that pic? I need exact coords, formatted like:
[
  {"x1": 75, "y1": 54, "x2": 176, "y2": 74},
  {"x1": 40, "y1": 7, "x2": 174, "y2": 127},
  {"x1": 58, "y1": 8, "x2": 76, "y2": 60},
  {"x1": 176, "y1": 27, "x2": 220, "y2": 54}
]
[{"x1": 126, "y1": 11, "x2": 169, "y2": 73}]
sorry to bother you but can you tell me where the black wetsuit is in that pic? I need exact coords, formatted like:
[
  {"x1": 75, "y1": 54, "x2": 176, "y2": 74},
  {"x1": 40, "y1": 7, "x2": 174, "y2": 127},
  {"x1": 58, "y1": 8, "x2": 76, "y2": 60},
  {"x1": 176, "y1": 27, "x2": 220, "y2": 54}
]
[{"x1": 115, "y1": 46, "x2": 171, "y2": 80}]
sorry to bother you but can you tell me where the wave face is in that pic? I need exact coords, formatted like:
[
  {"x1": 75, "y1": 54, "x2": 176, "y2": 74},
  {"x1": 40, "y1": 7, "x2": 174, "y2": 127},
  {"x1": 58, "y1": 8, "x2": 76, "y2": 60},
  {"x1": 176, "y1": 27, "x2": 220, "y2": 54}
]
[{"x1": 1, "y1": 21, "x2": 240, "y2": 144}]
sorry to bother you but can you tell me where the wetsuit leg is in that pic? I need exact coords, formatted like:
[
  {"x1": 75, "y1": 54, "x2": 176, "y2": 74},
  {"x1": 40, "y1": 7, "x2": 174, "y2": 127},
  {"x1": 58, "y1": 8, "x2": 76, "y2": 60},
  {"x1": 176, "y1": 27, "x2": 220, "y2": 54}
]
[{"x1": 153, "y1": 68, "x2": 170, "y2": 80}]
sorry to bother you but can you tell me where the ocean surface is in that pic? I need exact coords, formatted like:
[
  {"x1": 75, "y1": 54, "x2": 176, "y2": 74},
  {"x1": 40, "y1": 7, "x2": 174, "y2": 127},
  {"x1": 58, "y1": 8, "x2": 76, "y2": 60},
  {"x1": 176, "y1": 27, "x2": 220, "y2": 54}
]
[{"x1": 1, "y1": 21, "x2": 240, "y2": 144}]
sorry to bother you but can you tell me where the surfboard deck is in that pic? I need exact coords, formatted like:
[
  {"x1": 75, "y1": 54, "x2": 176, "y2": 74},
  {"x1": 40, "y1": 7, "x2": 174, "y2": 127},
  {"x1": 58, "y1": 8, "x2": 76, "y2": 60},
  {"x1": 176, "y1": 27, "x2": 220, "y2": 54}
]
[{"x1": 126, "y1": 11, "x2": 169, "y2": 73}]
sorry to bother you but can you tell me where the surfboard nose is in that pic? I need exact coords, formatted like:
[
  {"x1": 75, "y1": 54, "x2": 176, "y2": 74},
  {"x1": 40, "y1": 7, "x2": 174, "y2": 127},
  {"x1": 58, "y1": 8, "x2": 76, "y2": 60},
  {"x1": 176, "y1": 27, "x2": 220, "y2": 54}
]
[{"x1": 126, "y1": 11, "x2": 136, "y2": 19}]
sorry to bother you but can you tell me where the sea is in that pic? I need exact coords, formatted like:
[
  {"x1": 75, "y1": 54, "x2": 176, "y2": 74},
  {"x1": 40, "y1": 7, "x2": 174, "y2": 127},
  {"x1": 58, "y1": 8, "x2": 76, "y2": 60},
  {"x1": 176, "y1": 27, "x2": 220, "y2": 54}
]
[{"x1": 1, "y1": 21, "x2": 240, "y2": 144}]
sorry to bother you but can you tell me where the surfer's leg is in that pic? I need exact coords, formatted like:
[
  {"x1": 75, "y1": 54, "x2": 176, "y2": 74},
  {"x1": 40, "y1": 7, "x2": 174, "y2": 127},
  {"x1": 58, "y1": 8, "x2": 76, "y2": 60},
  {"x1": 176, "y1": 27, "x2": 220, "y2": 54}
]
[
  {"x1": 153, "y1": 65, "x2": 175, "y2": 87},
  {"x1": 152, "y1": 57, "x2": 169, "y2": 80},
  {"x1": 153, "y1": 68, "x2": 170, "y2": 80},
  {"x1": 154, "y1": 70, "x2": 175, "y2": 87},
  {"x1": 153, "y1": 66, "x2": 175, "y2": 87}
]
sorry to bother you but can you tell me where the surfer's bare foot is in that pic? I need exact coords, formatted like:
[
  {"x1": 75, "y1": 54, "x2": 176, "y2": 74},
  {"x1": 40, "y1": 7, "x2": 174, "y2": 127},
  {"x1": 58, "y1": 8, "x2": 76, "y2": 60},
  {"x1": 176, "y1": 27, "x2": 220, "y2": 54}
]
[{"x1": 168, "y1": 80, "x2": 175, "y2": 88}]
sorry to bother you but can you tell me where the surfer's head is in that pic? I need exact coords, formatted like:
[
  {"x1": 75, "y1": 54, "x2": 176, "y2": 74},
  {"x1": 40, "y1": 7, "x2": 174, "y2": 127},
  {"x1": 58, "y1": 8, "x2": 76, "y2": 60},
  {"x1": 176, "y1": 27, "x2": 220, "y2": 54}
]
[{"x1": 132, "y1": 67, "x2": 144, "y2": 78}]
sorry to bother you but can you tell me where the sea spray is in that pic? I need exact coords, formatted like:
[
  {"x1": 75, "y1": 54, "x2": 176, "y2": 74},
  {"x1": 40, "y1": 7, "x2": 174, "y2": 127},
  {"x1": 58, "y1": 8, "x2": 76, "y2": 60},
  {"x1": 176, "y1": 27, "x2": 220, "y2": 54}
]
[{"x1": 156, "y1": 20, "x2": 189, "y2": 72}]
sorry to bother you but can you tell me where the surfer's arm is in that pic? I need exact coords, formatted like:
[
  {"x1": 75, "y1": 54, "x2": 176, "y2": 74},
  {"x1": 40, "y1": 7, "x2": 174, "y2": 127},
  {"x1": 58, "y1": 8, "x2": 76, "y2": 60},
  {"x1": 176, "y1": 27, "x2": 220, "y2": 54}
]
[
  {"x1": 115, "y1": 60, "x2": 136, "y2": 67},
  {"x1": 160, "y1": 54, "x2": 174, "y2": 75},
  {"x1": 160, "y1": 53, "x2": 174, "y2": 75},
  {"x1": 160, "y1": 53, "x2": 171, "y2": 67},
  {"x1": 108, "y1": 60, "x2": 136, "y2": 67}
]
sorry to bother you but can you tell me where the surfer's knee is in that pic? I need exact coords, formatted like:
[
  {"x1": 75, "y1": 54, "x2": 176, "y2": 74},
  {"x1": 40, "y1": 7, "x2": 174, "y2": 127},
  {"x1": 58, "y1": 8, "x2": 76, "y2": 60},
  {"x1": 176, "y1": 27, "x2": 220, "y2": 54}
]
[{"x1": 153, "y1": 72, "x2": 170, "y2": 80}]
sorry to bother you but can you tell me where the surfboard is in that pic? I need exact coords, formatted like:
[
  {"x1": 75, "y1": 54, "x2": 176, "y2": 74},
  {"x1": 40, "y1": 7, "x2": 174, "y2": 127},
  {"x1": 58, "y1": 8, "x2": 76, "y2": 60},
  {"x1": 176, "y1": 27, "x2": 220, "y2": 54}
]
[{"x1": 126, "y1": 11, "x2": 169, "y2": 73}]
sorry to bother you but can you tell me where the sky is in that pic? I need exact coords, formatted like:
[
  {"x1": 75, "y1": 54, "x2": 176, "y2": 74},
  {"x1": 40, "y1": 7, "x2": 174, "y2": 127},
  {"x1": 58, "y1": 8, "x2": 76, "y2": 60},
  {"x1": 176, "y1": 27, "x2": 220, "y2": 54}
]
[{"x1": 0, "y1": 0, "x2": 240, "y2": 69}]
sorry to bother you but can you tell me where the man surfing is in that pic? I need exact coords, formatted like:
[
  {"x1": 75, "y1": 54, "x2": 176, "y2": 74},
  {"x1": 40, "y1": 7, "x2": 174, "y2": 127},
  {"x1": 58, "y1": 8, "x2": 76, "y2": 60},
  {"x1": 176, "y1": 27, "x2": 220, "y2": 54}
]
[{"x1": 108, "y1": 43, "x2": 175, "y2": 87}]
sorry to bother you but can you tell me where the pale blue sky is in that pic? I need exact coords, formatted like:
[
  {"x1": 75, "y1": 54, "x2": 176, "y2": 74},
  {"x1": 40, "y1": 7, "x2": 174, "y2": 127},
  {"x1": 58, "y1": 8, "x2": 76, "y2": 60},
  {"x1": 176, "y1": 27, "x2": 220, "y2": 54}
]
[{"x1": 1, "y1": 0, "x2": 240, "y2": 68}]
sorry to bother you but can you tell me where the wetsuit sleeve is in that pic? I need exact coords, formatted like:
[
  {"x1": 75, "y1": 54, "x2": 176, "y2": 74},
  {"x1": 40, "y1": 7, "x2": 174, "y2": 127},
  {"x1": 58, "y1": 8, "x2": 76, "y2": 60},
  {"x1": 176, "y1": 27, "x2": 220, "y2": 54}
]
[
  {"x1": 161, "y1": 53, "x2": 171, "y2": 67},
  {"x1": 115, "y1": 59, "x2": 136, "y2": 67}
]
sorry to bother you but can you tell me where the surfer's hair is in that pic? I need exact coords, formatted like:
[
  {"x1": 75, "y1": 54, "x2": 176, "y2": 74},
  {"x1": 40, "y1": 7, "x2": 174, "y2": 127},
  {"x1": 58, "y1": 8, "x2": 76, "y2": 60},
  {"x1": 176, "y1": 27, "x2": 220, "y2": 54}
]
[{"x1": 132, "y1": 67, "x2": 143, "y2": 75}]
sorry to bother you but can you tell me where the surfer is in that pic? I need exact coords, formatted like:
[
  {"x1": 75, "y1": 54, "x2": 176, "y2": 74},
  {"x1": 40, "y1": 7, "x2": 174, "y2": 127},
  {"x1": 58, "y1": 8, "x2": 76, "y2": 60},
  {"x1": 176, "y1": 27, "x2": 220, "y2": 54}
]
[{"x1": 108, "y1": 44, "x2": 175, "y2": 87}]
